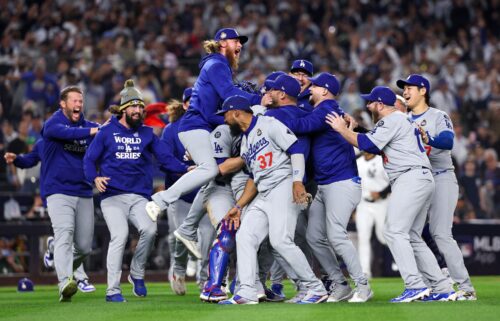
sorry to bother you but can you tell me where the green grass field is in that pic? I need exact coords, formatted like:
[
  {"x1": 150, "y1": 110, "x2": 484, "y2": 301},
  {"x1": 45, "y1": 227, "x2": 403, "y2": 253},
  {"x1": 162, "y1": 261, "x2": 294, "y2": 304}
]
[{"x1": 0, "y1": 276, "x2": 498, "y2": 321}]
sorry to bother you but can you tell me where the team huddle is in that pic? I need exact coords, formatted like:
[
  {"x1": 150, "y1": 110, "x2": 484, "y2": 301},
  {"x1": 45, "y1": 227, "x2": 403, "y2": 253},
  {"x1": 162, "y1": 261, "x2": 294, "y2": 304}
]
[{"x1": 5, "y1": 27, "x2": 477, "y2": 304}]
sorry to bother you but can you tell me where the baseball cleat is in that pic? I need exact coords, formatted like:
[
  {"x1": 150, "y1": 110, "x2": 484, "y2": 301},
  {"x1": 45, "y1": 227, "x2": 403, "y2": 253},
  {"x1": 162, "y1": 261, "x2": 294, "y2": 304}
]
[
  {"x1": 77, "y1": 279, "x2": 96, "y2": 293},
  {"x1": 327, "y1": 282, "x2": 353, "y2": 302},
  {"x1": 43, "y1": 236, "x2": 55, "y2": 269},
  {"x1": 420, "y1": 291, "x2": 457, "y2": 302},
  {"x1": 390, "y1": 288, "x2": 430, "y2": 303},
  {"x1": 59, "y1": 278, "x2": 77, "y2": 302},
  {"x1": 173, "y1": 230, "x2": 202, "y2": 259},
  {"x1": 200, "y1": 286, "x2": 228, "y2": 302},
  {"x1": 170, "y1": 274, "x2": 186, "y2": 296},
  {"x1": 348, "y1": 288, "x2": 374, "y2": 303},
  {"x1": 218, "y1": 295, "x2": 258, "y2": 305},
  {"x1": 145, "y1": 201, "x2": 161, "y2": 222},
  {"x1": 285, "y1": 291, "x2": 307, "y2": 303},
  {"x1": 186, "y1": 257, "x2": 198, "y2": 277},
  {"x1": 271, "y1": 283, "x2": 286, "y2": 300},
  {"x1": 265, "y1": 287, "x2": 285, "y2": 302},
  {"x1": 106, "y1": 293, "x2": 127, "y2": 302},
  {"x1": 128, "y1": 275, "x2": 147, "y2": 297},
  {"x1": 456, "y1": 290, "x2": 477, "y2": 301},
  {"x1": 298, "y1": 293, "x2": 328, "y2": 304}
]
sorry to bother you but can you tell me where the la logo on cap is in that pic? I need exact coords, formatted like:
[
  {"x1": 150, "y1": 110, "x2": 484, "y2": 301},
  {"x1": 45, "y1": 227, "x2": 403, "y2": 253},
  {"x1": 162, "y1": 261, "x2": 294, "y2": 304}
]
[
  {"x1": 220, "y1": 32, "x2": 227, "y2": 39},
  {"x1": 300, "y1": 60, "x2": 305, "y2": 67}
]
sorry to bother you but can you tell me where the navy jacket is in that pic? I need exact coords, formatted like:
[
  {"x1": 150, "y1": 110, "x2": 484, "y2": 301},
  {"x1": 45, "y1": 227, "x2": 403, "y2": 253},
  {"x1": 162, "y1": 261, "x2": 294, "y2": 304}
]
[
  {"x1": 84, "y1": 117, "x2": 188, "y2": 200},
  {"x1": 284, "y1": 99, "x2": 358, "y2": 185},
  {"x1": 179, "y1": 53, "x2": 261, "y2": 133},
  {"x1": 41, "y1": 110, "x2": 98, "y2": 197}
]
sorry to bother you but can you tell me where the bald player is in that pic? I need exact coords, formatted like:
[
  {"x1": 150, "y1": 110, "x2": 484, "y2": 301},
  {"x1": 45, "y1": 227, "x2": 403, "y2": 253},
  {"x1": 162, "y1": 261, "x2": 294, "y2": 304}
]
[
  {"x1": 326, "y1": 86, "x2": 456, "y2": 302},
  {"x1": 146, "y1": 27, "x2": 261, "y2": 220},
  {"x1": 398, "y1": 74, "x2": 476, "y2": 301},
  {"x1": 218, "y1": 95, "x2": 328, "y2": 305}
]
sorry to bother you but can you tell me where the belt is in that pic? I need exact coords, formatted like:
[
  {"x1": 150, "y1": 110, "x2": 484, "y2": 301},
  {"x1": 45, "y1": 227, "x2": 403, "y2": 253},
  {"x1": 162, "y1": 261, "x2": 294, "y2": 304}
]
[
  {"x1": 401, "y1": 166, "x2": 430, "y2": 174},
  {"x1": 433, "y1": 169, "x2": 452, "y2": 176}
]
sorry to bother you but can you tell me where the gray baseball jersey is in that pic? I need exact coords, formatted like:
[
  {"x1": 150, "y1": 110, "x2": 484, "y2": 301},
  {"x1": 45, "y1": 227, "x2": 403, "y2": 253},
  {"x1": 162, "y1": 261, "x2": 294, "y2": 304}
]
[
  {"x1": 409, "y1": 107, "x2": 454, "y2": 173},
  {"x1": 240, "y1": 116, "x2": 297, "y2": 192},
  {"x1": 365, "y1": 111, "x2": 431, "y2": 181}
]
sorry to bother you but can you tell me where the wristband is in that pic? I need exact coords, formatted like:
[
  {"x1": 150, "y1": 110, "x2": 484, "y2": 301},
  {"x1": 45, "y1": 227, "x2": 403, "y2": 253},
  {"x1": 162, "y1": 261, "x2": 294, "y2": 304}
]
[{"x1": 234, "y1": 204, "x2": 242, "y2": 211}]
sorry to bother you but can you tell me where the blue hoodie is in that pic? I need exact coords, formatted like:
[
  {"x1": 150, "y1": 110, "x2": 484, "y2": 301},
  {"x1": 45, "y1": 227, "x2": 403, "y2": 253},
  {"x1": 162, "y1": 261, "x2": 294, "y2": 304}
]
[
  {"x1": 179, "y1": 53, "x2": 261, "y2": 133},
  {"x1": 297, "y1": 87, "x2": 314, "y2": 112},
  {"x1": 84, "y1": 116, "x2": 188, "y2": 200},
  {"x1": 160, "y1": 117, "x2": 198, "y2": 203},
  {"x1": 41, "y1": 110, "x2": 98, "y2": 197},
  {"x1": 284, "y1": 99, "x2": 358, "y2": 185}
]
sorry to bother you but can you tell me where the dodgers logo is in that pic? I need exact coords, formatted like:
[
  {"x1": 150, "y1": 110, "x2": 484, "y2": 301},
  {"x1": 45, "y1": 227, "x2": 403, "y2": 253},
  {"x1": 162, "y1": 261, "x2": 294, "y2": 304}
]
[
  {"x1": 300, "y1": 60, "x2": 305, "y2": 67},
  {"x1": 242, "y1": 137, "x2": 270, "y2": 164}
]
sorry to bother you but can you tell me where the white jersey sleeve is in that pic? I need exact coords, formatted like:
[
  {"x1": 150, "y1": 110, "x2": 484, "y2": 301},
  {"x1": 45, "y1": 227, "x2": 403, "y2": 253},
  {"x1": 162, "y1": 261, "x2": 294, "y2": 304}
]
[
  {"x1": 357, "y1": 155, "x2": 390, "y2": 201},
  {"x1": 267, "y1": 117, "x2": 297, "y2": 152},
  {"x1": 210, "y1": 125, "x2": 233, "y2": 158}
]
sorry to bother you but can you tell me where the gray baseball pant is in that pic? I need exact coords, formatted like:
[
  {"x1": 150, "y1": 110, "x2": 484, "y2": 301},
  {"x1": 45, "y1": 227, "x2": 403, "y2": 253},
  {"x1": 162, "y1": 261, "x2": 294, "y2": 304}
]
[
  {"x1": 428, "y1": 171, "x2": 474, "y2": 292},
  {"x1": 47, "y1": 194, "x2": 94, "y2": 293},
  {"x1": 101, "y1": 194, "x2": 157, "y2": 296},
  {"x1": 152, "y1": 130, "x2": 219, "y2": 209},
  {"x1": 384, "y1": 169, "x2": 453, "y2": 293}
]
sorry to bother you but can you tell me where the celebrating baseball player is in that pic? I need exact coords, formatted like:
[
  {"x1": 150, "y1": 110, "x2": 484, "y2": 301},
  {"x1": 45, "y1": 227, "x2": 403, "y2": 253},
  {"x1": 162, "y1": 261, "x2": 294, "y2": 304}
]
[
  {"x1": 145, "y1": 28, "x2": 262, "y2": 220},
  {"x1": 83, "y1": 80, "x2": 188, "y2": 303},
  {"x1": 40, "y1": 85, "x2": 99, "y2": 302},
  {"x1": 218, "y1": 95, "x2": 328, "y2": 305},
  {"x1": 326, "y1": 85, "x2": 456, "y2": 302},
  {"x1": 289, "y1": 59, "x2": 314, "y2": 112},
  {"x1": 398, "y1": 74, "x2": 476, "y2": 300}
]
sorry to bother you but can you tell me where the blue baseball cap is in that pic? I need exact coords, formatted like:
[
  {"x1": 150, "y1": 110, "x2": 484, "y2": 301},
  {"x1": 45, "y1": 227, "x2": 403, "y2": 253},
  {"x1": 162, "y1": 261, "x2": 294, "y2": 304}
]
[
  {"x1": 216, "y1": 95, "x2": 253, "y2": 115},
  {"x1": 261, "y1": 71, "x2": 286, "y2": 93},
  {"x1": 267, "y1": 74, "x2": 301, "y2": 98},
  {"x1": 308, "y1": 72, "x2": 340, "y2": 96},
  {"x1": 182, "y1": 87, "x2": 193, "y2": 102},
  {"x1": 360, "y1": 86, "x2": 397, "y2": 106},
  {"x1": 214, "y1": 28, "x2": 248, "y2": 44},
  {"x1": 290, "y1": 59, "x2": 313, "y2": 76},
  {"x1": 18, "y1": 278, "x2": 34, "y2": 292},
  {"x1": 396, "y1": 74, "x2": 430, "y2": 93}
]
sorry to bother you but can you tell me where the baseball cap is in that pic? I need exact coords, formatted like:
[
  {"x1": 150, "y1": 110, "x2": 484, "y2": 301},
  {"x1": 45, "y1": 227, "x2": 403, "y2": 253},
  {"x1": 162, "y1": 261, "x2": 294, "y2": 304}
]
[
  {"x1": 216, "y1": 95, "x2": 253, "y2": 115},
  {"x1": 18, "y1": 278, "x2": 34, "y2": 292},
  {"x1": 267, "y1": 74, "x2": 301, "y2": 98},
  {"x1": 290, "y1": 59, "x2": 313, "y2": 76},
  {"x1": 360, "y1": 86, "x2": 396, "y2": 106},
  {"x1": 308, "y1": 72, "x2": 340, "y2": 96},
  {"x1": 214, "y1": 28, "x2": 248, "y2": 44},
  {"x1": 182, "y1": 87, "x2": 193, "y2": 102},
  {"x1": 396, "y1": 74, "x2": 430, "y2": 93},
  {"x1": 261, "y1": 71, "x2": 286, "y2": 93}
]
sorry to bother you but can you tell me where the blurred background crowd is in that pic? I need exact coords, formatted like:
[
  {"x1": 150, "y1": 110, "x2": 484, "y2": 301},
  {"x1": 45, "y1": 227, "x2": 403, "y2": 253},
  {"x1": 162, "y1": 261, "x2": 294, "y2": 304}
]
[{"x1": 0, "y1": 0, "x2": 498, "y2": 273}]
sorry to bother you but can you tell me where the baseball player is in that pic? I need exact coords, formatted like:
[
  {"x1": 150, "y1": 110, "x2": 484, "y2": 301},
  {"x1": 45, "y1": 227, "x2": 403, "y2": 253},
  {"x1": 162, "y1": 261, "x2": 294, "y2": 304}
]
[
  {"x1": 355, "y1": 151, "x2": 390, "y2": 279},
  {"x1": 145, "y1": 28, "x2": 262, "y2": 220},
  {"x1": 41, "y1": 85, "x2": 99, "y2": 302},
  {"x1": 4, "y1": 139, "x2": 96, "y2": 293},
  {"x1": 398, "y1": 74, "x2": 476, "y2": 300},
  {"x1": 290, "y1": 59, "x2": 314, "y2": 112},
  {"x1": 83, "y1": 80, "x2": 188, "y2": 303},
  {"x1": 326, "y1": 85, "x2": 456, "y2": 302},
  {"x1": 284, "y1": 72, "x2": 372, "y2": 303},
  {"x1": 218, "y1": 95, "x2": 328, "y2": 305}
]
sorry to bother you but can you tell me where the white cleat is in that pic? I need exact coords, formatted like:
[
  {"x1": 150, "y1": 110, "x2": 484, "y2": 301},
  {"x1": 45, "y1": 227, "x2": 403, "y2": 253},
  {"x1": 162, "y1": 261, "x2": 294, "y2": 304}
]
[
  {"x1": 170, "y1": 274, "x2": 186, "y2": 296},
  {"x1": 145, "y1": 201, "x2": 161, "y2": 222},
  {"x1": 173, "y1": 230, "x2": 202, "y2": 259},
  {"x1": 348, "y1": 288, "x2": 374, "y2": 303}
]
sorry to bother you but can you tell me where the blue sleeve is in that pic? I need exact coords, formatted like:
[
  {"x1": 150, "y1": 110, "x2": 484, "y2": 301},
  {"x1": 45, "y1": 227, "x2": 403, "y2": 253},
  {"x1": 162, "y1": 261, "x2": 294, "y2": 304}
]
[
  {"x1": 13, "y1": 142, "x2": 41, "y2": 168},
  {"x1": 207, "y1": 63, "x2": 261, "y2": 106},
  {"x1": 357, "y1": 134, "x2": 382, "y2": 155},
  {"x1": 286, "y1": 141, "x2": 302, "y2": 155},
  {"x1": 151, "y1": 135, "x2": 189, "y2": 173},
  {"x1": 83, "y1": 131, "x2": 105, "y2": 183},
  {"x1": 43, "y1": 119, "x2": 96, "y2": 141},
  {"x1": 428, "y1": 131, "x2": 454, "y2": 150},
  {"x1": 160, "y1": 126, "x2": 176, "y2": 156},
  {"x1": 207, "y1": 114, "x2": 225, "y2": 128},
  {"x1": 284, "y1": 107, "x2": 330, "y2": 134}
]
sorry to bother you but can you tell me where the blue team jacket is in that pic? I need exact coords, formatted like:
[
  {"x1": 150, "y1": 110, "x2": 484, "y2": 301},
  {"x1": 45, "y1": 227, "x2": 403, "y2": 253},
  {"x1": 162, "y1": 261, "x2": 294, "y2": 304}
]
[
  {"x1": 161, "y1": 118, "x2": 198, "y2": 203},
  {"x1": 297, "y1": 87, "x2": 314, "y2": 112},
  {"x1": 41, "y1": 110, "x2": 98, "y2": 198},
  {"x1": 84, "y1": 116, "x2": 188, "y2": 200},
  {"x1": 284, "y1": 99, "x2": 358, "y2": 185},
  {"x1": 179, "y1": 53, "x2": 261, "y2": 133}
]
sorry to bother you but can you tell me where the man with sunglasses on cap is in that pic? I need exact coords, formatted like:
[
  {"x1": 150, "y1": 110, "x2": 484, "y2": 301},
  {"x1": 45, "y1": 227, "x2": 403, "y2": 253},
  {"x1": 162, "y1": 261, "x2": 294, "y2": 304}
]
[
  {"x1": 326, "y1": 85, "x2": 456, "y2": 303},
  {"x1": 398, "y1": 74, "x2": 476, "y2": 301},
  {"x1": 284, "y1": 72, "x2": 372, "y2": 303},
  {"x1": 146, "y1": 28, "x2": 262, "y2": 221},
  {"x1": 84, "y1": 80, "x2": 188, "y2": 303}
]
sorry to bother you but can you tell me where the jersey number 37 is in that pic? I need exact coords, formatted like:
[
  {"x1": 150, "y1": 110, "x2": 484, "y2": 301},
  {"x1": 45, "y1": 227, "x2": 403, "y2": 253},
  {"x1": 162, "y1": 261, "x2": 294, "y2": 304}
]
[{"x1": 257, "y1": 152, "x2": 273, "y2": 169}]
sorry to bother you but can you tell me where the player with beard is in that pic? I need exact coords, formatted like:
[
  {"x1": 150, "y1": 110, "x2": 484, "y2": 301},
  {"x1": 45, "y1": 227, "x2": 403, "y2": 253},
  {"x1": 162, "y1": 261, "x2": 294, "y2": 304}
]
[
  {"x1": 146, "y1": 28, "x2": 263, "y2": 222},
  {"x1": 84, "y1": 80, "x2": 189, "y2": 303}
]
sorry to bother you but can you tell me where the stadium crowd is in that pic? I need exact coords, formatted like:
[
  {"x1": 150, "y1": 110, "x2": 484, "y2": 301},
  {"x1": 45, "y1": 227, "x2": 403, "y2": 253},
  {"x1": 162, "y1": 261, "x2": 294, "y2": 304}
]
[{"x1": 0, "y1": 0, "x2": 498, "y2": 275}]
